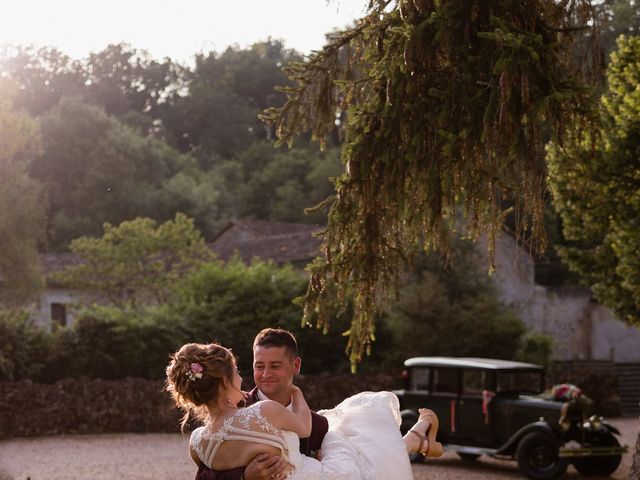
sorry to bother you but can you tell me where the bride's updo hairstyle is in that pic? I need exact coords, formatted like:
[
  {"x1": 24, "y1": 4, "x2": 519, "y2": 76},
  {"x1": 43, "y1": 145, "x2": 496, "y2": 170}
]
[{"x1": 165, "y1": 342, "x2": 235, "y2": 429}]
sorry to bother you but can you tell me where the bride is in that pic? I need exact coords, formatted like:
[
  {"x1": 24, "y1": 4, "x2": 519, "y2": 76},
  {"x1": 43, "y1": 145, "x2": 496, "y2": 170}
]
[{"x1": 166, "y1": 342, "x2": 443, "y2": 480}]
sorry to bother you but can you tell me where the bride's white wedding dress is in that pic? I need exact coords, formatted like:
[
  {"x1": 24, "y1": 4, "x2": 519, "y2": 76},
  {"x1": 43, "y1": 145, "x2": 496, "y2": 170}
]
[{"x1": 190, "y1": 391, "x2": 413, "y2": 480}]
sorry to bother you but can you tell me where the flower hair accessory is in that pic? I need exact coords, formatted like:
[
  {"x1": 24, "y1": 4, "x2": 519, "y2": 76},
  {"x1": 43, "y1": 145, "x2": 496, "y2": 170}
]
[{"x1": 186, "y1": 362, "x2": 203, "y2": 381}]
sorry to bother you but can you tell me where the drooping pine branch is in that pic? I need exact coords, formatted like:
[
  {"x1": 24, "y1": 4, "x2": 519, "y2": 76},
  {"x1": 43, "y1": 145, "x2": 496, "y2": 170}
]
[{"x1": 263, "y1": 0, "x2": 601, "y2": 369}]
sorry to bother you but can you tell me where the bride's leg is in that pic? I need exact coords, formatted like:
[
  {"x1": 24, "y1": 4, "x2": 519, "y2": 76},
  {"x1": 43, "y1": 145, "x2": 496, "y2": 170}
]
[{"x1": 402, "y1": 408, "x2": 443, "y2": 457}]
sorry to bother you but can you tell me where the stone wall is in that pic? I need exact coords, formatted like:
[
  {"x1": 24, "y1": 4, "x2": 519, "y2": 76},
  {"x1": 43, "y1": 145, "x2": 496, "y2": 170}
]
[
  {"x1": 484, "y1": 233, "x2": 640, "y2": 363},
  {"x1": 0, "y1": 373, "x2": 399, "y2": 439},
  {"x1": 529, "y1": 287, "x2": 594, "y2": 360}
]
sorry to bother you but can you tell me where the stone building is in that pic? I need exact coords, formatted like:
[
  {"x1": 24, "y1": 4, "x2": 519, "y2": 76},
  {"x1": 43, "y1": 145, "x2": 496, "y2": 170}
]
[{"x1": 484, "y1": 233, "x2": 640, "y2": 363}]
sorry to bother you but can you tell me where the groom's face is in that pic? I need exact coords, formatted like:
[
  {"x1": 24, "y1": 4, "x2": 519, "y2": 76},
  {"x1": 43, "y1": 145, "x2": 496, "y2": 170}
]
[{"x1": 253, "y1": 345, "x2": 301, "y2": 400}]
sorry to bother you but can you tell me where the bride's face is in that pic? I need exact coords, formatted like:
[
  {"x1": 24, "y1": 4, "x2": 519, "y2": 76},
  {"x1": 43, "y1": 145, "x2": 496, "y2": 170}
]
[{"x1": 253, "y1": 345, "x2": 301, "y2": 401}]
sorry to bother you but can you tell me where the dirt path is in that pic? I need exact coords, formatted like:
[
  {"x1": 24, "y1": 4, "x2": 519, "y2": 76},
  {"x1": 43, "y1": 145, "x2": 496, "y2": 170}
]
[{"x1": 1, "y1": 419, "x2": 637, "y2": 480}]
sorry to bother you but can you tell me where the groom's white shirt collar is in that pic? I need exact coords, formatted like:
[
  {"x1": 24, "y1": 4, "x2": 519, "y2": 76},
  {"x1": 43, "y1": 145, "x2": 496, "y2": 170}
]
[{"x1": 256, "y1": 389, "x2": 293, "y2": 411}]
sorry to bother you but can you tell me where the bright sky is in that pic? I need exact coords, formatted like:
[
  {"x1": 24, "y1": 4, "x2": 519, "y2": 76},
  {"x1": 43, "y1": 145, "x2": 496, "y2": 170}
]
[{"x1": 0, "y1": 0, "x2": 367, "y2": 63}]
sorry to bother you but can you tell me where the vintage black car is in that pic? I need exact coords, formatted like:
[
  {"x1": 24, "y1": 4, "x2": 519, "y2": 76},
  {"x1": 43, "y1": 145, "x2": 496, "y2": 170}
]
[{"x1": 394, "y1": 357, "x2": 627, "y2": 480}]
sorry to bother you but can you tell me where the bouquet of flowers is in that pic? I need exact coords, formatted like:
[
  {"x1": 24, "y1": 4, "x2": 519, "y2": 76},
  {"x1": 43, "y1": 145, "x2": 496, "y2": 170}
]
[{"x1": 551, "y1": 383, "x2": 583, "y2": 401}]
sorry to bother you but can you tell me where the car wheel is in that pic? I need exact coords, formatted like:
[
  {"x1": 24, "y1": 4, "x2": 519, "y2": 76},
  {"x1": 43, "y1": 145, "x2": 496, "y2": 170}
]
[
  {"x1": 516, "y1": 432, "x2": 568, "y2": 480},
  {"x1": 572, "y1": 433, "x2": 622, "y2": 476},
  {"x1": 400, "y1": 413, "x2": 424, "y2": 464},
  {"x1": 457, "y1": 452, "x2": 480, "y2": 461}
]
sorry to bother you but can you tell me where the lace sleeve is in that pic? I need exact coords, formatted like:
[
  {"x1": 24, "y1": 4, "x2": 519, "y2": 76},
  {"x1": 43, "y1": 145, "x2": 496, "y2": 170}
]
[
  {"x1": 236, "y1": 401, "x2": 282, "y2": 435},
  {"x1": 190, "y1": 427, "x2": 204, "y2": 462}
]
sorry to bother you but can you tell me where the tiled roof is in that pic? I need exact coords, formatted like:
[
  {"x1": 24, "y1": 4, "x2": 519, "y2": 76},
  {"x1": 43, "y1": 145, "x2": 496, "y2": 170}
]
[
  {"x1": 209, "y1": 220, "x2": 323, "y2": 264},
  {"x1": 40, "y1": 252, "x2": 82, "y2": 275},
  {"x1": 37, "y1": 220, "x2": 323, "y2": 280}
]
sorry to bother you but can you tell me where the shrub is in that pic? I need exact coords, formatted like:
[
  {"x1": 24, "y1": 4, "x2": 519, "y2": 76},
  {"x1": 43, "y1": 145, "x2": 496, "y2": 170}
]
[
  {"x1": 0, "y1": 309, "x2": 51, "y2": 381},
  {"x1": 517, "y1": 333, "x2": 554, "y2": 369},
  {"x1": 170, "y1": 258, "x2": 355, "y2": 375},
  {"x1": 40, "y1": 258, "x2": 360, "y2": 381},
  {"x1": 43, "y1": 306, "x2": 186, "y2": 381}
]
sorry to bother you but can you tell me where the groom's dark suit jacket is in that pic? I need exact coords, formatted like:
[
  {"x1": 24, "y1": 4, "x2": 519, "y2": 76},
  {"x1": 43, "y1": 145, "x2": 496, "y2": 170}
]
[{"x1": 195, "y1": 387, "x2": 328, "y2": 480}]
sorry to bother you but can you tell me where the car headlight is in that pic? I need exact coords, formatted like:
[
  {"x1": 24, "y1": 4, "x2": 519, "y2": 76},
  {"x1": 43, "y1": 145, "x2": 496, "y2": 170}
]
[{"x1": 588, "y1": 415, "x2": 603, "y2": 431}]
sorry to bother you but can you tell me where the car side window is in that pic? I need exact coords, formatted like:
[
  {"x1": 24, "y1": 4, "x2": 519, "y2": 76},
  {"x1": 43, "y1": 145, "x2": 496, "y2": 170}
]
[
  {"x1": 410, "y1": 367, "x2": 430, "y2": 391},
  {"x1": 433, "y1": 368, "x2": 457, "y2": 394},
  {"x1": 462, "y1": 369, "x2": 487, "y2": 395},
  {"x1": 497, "y1": 371, "x2": 543, "y2": 394}
]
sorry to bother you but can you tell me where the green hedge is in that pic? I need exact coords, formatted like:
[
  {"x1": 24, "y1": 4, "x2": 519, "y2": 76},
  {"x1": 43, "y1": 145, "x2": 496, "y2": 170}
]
[
  {"x1": 0, "y1": 309, "x2": 51, "y2": 381},
  {"x1": 1, "y1": 259, "x2": 361, "y2": 382},
  {"x1": 1, "y1": 252, "x2": 537, "y2": 382}
]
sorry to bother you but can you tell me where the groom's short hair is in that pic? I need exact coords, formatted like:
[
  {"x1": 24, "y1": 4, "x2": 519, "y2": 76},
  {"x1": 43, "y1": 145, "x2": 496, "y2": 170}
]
[{"x1": 253, "y1": 328, "x2": 299, "y2": 358}]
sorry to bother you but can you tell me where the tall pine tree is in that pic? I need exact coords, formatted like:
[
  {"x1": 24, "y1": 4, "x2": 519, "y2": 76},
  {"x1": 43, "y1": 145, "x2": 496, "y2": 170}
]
[{"x1": 264, "y1": 0, "x2": 601, "y2": 367}]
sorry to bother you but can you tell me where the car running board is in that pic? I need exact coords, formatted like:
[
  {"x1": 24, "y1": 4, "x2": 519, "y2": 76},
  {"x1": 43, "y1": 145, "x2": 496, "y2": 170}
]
[{"x1": 445, "y1": 444, "x2": 499, "y2": 456}]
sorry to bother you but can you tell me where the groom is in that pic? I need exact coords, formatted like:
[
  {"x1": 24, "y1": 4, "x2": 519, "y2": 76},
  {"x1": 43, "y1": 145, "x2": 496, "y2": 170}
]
[{"x1": 196, "y1": 328, "x2": 329, "y2": 480}]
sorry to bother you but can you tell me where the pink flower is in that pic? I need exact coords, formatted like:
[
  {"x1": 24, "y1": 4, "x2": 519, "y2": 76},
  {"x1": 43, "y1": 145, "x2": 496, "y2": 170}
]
[{"x1": 185, "y1": 362, "x2": 204, "y2": 381}]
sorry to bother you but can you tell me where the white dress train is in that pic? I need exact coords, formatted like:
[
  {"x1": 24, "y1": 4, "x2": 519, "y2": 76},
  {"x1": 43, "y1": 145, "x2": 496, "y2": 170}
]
[{"x1": 190, "y1": 391, "x2": 413, "y2": 480}]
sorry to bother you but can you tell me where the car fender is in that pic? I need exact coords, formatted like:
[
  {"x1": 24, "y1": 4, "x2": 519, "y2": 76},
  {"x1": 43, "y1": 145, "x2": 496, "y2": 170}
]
[
  {"x1": 601, "y1": 421, "x2": 620, "y2": 436},
  {"x1": 496, "y1": 421, "x2": 560, "y2": 456},
  {"x1": 578, "y1": 421, "x2": 621, "y2": 438},
  {"x1": 400, "y1": 409, "x2": 419, "y2": 423},
  {"x1": 399, "y1": 410, "x2": 420, "y2": 439}
]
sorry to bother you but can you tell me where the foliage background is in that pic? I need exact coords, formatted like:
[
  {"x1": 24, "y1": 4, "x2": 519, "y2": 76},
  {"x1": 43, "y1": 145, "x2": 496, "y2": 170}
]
[
  {"x1": 0, "y1": 1, "x2": 637, "y2": 385},
  {"x1": 0, "y1": 231, "x2": 539, "y2": 382}
]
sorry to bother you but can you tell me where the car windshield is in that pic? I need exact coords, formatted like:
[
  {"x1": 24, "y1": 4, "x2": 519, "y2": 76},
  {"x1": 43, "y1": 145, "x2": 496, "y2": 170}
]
[{"x1": 496, "y1": 371, "x2": 543, "y2": 394}]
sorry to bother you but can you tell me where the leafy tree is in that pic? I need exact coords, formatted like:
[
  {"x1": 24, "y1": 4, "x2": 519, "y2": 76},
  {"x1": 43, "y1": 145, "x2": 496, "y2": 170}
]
[
  {"x1": 382, "y1": 241, "x2": 526, "y2": 367},
  {"x1": 596, "y1": 0, "x2": 640, "y2": 54},
  {"x1": 159, "y1": 169, "x2": 229, "y2": 238},
  {"x1": 209, "y1": 39, "x2": 302, "y2": 112},
  {"x1": 161, "y1": 40, "x2": 302, "y2": 161},
  {"x1": 31, "y1": 97, "x2": 196, "y2": 248},
  {"x1": 548, "y1": 35, "x2": 640, "y2": 326},
  {"x1": 162, "y1": 83, "x2": 258, "y2": 161},
  {"x1": 168, "y1": 258, "x2": 354, "y2": 374},
  {"x1": 0, "y1": 46, "x2": 85, "y2": 116},
  {"x1": 233, "y1": 142, "x2": 342, "y2": 223},
  {"x1": 265, "y1": 0, "x2": 601, "y2": 366},
  {"x1": 54, "y1": 214, "x2": 213, "y2": 307},
  {"x1": 0, "y1": 85, "x2": 47, "y2": 304},
  {"x1": 83, "y1": 43, "x2": 183, "y2": 120},
  {"x1": 0, "y1": 43, "x2": 183, "y2": 125}
]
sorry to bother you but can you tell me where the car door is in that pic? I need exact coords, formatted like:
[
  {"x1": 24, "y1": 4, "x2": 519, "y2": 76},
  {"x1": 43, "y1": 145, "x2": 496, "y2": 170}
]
[
  {"x1": 401, "y1": 366, "x2": 432, "y2": 412},
  {"x1": 428, "y1": 367, "x2": 459, "y2": 443},
  {"x1": 455, "y1": 368, "x2": 495, "y2": 446}
]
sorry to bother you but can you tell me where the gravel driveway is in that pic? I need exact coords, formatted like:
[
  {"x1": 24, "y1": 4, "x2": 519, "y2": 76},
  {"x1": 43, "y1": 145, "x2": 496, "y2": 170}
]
[{"x1": 1, "y1": 418, "x2": 636, "y2": 480}]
